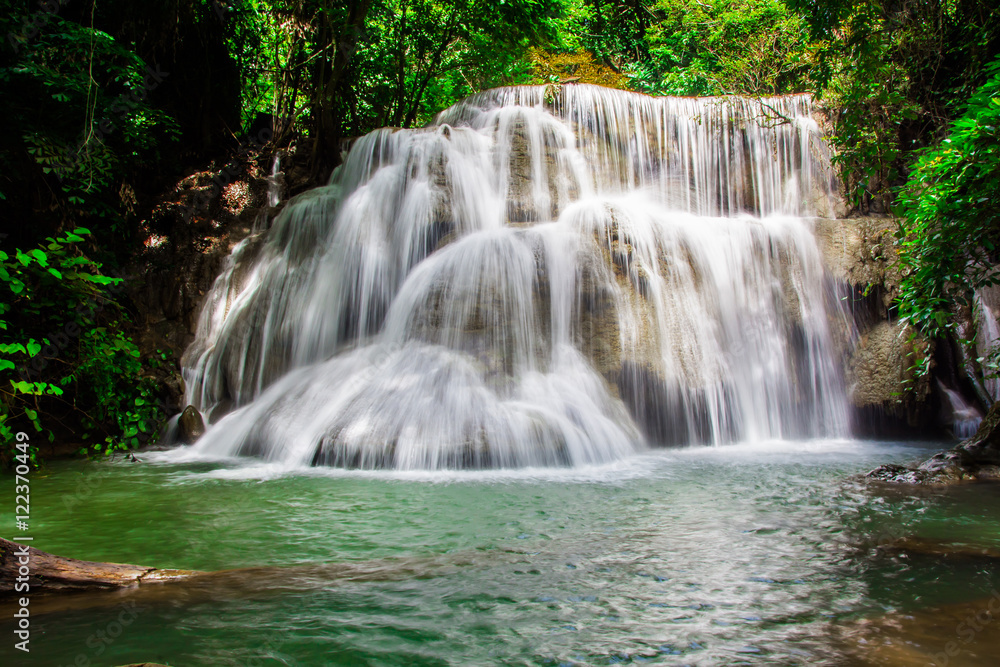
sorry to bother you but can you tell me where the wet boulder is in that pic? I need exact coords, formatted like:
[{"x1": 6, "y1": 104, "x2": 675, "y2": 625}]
[
  {"x1": 178, "y1": 405, "x2": 206, "y2": 444},
  {"x1": 866, "y1": 401, "x2": 1000, "y2": 485}
]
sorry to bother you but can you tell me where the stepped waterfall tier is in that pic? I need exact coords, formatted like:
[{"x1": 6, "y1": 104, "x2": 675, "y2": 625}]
[{"x1": 175, "y1": 84, "x2": 850, "y2": 470}]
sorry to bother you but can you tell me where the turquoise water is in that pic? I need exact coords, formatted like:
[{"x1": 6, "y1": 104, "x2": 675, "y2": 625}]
[{"x1": 4, "y1": 439, "x2": 1000, "y2": 666}]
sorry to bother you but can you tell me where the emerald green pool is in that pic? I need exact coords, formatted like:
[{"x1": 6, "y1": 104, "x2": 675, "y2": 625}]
[{"x1": 5, "y1": 440, "x2": 1000, "y2": 666}]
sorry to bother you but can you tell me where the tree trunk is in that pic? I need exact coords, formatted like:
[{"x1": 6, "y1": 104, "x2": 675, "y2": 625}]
[
  {"x1": 314, "y1": 0, "x2": 375, "y2": 168},
  {"x1": 0, "y1": 537, "x2": 194, "y2": 595}
]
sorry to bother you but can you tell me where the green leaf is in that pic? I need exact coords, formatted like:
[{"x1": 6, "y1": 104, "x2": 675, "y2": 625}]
[
  {"x1": 29, "y1": 249, "x2": 48, "y2": 266},
  {"x1": 11, "y1": 380, "x2": 38, "y2": 394}
]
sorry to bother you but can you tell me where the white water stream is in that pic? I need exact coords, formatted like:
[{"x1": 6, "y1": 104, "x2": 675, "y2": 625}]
[{"x1": 174, "y1": 85, "x2": 849, "y2": 469}]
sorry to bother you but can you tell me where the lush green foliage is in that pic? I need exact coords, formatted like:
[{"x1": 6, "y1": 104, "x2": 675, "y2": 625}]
[
  {"x1": 791, "y1": 0, "x2": 1000, "y2": 212},
  {"x1": 0, "y1": 1, "x2": 196, "y2": 466},
  {"x1": 222, "y1": 0, "x2": 573, "y2": 145},
  {"x1": 896, "y1": 56, "x2": 1000, "y2": 337},
  {"x1": 774, "y1": 0, "x2": 999, "y2": 386},
  {"x1": 0, "y1": 231, "x2": 164, "y2": 465},
  {"x1": 632, "y1": 0, "x2": 813, "y2": 96}
]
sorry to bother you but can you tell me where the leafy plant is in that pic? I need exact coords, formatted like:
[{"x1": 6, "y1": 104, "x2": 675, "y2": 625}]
[
  {"x1": 75, "y1": 325, "x2": 164, "y2": 456},
  {"x1": 791, "y1": 0, "x2": 1000, "y2": 212},
  {"x1": 638, "y1": 0, "x2": 814, "y2": 97},
  {"x1": 0, "y1": 229, "x2": 163, "y2": 467},
  {"x1": 895, "y1": 55, "x2": 1000, "y2": 341}
]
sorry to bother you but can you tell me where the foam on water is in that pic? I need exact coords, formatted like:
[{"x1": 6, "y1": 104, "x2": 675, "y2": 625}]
[{"x1": 147, "y1": 438, "x2": 921, "y2": 484}]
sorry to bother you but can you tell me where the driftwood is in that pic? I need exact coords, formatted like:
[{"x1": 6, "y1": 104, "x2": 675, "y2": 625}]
[
  {"x1": 0, "y1": 539, "x2": 517, "y2": 618},
  {"x1": 0, "y1": 536, "x2": 195, "y2": 595}
]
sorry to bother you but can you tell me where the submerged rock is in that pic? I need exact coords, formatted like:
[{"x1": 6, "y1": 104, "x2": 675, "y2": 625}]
[
  {"x1": 178, "y1": 405, "x2": 206, "y2": 444},
  {"x1": 880, "y1": 536, "x2": 1000, "y2": 559},
  {"x1": 839, "y1": 592, "x2": 1000, "y2": 666}
]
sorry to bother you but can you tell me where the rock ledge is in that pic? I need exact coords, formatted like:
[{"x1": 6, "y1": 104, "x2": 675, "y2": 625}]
[{"x1": 867, "y1": 401, "x2": 1000, "y2": 484}]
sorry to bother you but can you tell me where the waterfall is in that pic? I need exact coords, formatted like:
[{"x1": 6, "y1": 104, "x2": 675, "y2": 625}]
[
  {"x1": 175, "y1": 84, "x2": 850, "y2": 470},
  {"x1": 938, "y1": 381, "x2": 983, "y2": 439},
  {"x1": 266, "y1": 152, "x2": 283, "y2": 209},
  {"x1": 975, "y1": 292, "x2": 1000, "y2": 402}
]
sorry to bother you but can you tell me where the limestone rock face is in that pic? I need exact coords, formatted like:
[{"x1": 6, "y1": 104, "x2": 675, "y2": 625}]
[
  {"x1": 813, "y1": 217, "x2": 900, "y2": 304},
  {"x1": 127, "y1": 146, "x2": 298, "y2": 417},
  {"x1": 501, "y1": 114, "x2": 578, "y2": 224},
  {"x1": 847, "y1": 321, "x2": 932, "y2": 408},
  {"x1": 959, "y1": 399, "x2": 1000, "y2": 463},
  {"x1": 813, "y1": 216, "x2": 942, "y2": 434},
  {"x1": 956, "y1": 283, "x2": 1000, "y2": 406}
]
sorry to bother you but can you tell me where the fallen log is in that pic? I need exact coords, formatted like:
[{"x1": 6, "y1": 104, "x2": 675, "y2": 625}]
[
  {"x1": 0, "y1": 540, "x2": 517, "y2": 617},
  {"x1": 0, "y1": 537, "x2": 195, "y2": 595}
]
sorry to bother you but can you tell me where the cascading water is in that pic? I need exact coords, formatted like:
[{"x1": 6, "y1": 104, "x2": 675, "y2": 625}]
[
  {"x1": 975, "y1": 291, "x2": 1000, "y2": 402},
  {"x1": 937, "y1": 381, "x2": 983, "y2": 439},
  {"x1": 174, "y1": 84, "x2": 850, "y2": 470}
]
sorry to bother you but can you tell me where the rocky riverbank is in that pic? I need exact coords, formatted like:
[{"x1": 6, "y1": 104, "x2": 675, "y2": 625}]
[{"x1": 867, "y1": 402, "x2": 1000, "y2": 484}]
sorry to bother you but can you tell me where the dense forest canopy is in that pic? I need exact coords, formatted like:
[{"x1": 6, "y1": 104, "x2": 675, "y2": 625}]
[{"x1": 1, "y1": 0, "x2": 998, "y2": 464}]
